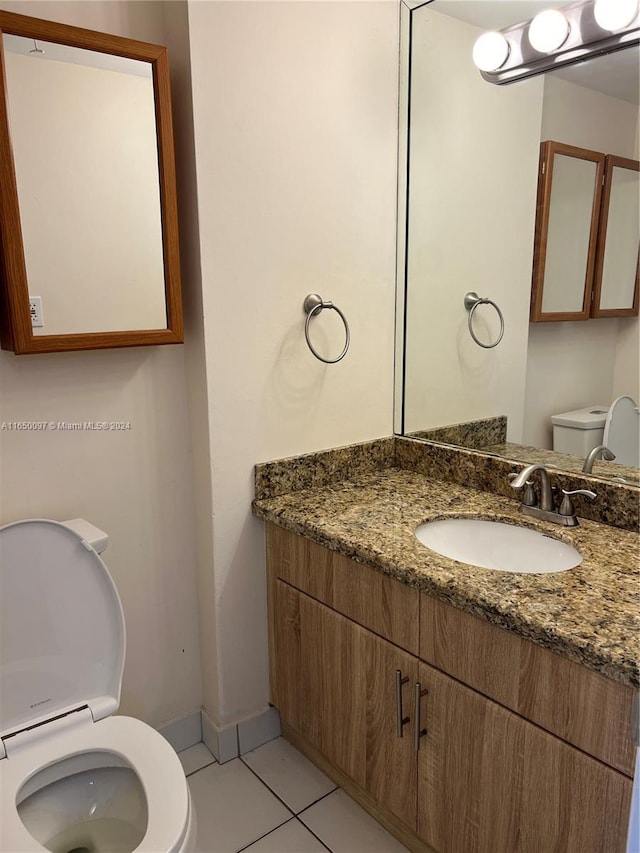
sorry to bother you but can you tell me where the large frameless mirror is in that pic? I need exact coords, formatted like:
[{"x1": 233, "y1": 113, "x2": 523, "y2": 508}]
[
  {"x1": 0, "y1": 11, "x2": 183, "y2": 354},
  {"x1": 395, "y1": 0, "x2": 640, "y2": 487}
]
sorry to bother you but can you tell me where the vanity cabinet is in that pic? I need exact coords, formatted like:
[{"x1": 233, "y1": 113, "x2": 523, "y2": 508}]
[
  {"x1": 273, "y1": 580, "x2": 418, "y2": 829},
  {"x1": 267, "y1": 523, "x2": 635, "y2": 853},
  {"x1": 416, "y1": 661, "x2": 631, "y2": 852}
]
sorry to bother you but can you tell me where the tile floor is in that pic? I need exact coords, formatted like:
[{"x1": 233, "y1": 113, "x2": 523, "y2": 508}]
[{"x1": 178, "y1": 737, "x2": 409, "y2": 853}]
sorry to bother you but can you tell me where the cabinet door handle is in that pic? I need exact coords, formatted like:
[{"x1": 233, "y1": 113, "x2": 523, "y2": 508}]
[
  {"x1": 414, "y1": 682, "x2": 428, "y2": 751},
  {"x1": 395, "y1": 669, "x2": 410, "y2": 738}
]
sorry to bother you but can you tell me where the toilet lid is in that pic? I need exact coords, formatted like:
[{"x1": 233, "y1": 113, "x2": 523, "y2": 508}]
[
  {"x1": 0, "y1": 520, "x2": 125, "y2": 740},
  {"x1": 603, "y1": 395, "x2": 640, "y2": 467}
]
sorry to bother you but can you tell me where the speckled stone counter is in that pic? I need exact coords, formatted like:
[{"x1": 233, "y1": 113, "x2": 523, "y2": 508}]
[
  {"x1": 484, "y1": 441, "x2": 640, "y2": 486},
  {"x1": 253, "y1": 466, "x2": 639, "y2": 688},
  {"x1": 408, "y1": 415, "x2": 506, "y2": 449},
  {"x1": 394, "y1": 436, "x2": 640, "y2": 530}
]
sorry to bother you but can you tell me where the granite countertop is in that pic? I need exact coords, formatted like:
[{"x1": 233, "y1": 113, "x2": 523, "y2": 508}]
[
  {"x1": 253, "y1": 467, "x2": 639, "y2": 688},
  {"x1": 484, "y1": 441, "x2": 640, "y2": 486}
]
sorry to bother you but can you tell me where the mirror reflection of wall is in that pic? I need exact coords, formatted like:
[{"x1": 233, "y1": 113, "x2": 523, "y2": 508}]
[
  {"x1": 402, "y1": 6, "x2": 543, "y2": 445},
  {"x1": 399, "y1": 0, "x2": 639, "y2": 483},
  {"x1": 3, "y1": 35, "x2": 167, "y2": 336}
]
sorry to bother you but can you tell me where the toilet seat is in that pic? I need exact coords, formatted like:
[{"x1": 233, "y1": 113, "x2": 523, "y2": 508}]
[
  {"x1": 1, "y1": 713, "x2": 191, "y2": 853},
  {"x1": 0, "y1": 519, "x2": 193, "y2": 852},
  {"x1": 603, "y1": 395, "x2": 640, "y2": 467},
  {"x1": 0, "y1": 519, "x2": 125, "y2": 740}
]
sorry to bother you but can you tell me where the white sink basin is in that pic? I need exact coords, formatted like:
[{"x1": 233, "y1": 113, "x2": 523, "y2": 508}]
[{"x1": 415, "y1": 518, "x2": 582, "y2": 574}]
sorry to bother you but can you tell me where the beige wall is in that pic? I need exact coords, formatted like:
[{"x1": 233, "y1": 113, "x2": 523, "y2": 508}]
[
  {"x1": 1, "y1": 0, "x2": 399, "y2": 733},
  {"x1": 161, "y1": 0, "x2": 221, "y2": 724},
  {"x1": 0, "y1": 0, "x2": 203, "y2": 730},
  {"x1": 523, "y1": 77, "x2": 640, "y2": 449},
  {"x1": 187, "y1": 0, "x2": 398, "y2": 725}
]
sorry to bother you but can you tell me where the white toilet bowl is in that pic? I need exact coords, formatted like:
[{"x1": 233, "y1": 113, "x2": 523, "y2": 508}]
[{"x1": 0, "y1": 519, "x2": 196, "y2": 853}]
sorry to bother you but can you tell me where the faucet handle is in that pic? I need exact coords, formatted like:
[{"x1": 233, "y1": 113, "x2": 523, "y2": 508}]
[
  {"x1": 509, "y1": 473, "x2": 537, "y2": 507},
  {"x1": 522, "y1": 481, "x2": 537, "y2": 507},
  {"x1": 562, "y1": 488, "x2": 597, "y2": 500},
  {"x1": 559, "y1": 488, "x2": 597, "y2": 517}
]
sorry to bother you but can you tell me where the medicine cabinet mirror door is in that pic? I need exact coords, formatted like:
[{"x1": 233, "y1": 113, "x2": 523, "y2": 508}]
[
  {"x1": 591, "y1": 155, "x2": 640, "y2": 318},
  {"x1": 0, "y1": 11, "x2": 183, "y2": 354},
  {"x1": 530, "y1": 141, "x2": 606, "y2": 323}
]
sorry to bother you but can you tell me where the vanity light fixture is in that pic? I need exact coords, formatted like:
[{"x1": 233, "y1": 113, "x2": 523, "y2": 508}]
[
  {"x1": 472, "y1": 0, "x2": 640, "y2": 84},
  {"x1": 528, "y1": 9, "x2": 571, "y2": 52},
  {"x1": 472, "y1": 31, "x2": 511, "y2": 71},
  {"x1": 594, "y1": 0, "x2": 640, "y2": 30}
]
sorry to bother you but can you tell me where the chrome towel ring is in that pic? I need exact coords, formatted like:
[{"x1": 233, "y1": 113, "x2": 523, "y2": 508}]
[
  {"x1": 303, "y1": 293, "x2": 350, "y2": 364},
  {"x1": 464, "y1": 292, "x2": 504, "y2": 349}
]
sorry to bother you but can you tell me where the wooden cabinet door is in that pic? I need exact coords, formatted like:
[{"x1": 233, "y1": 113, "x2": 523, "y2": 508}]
[
  {"x1": 273, "y1": 579, "x2": 419, "y2": 829},
  {"x1": 417, "y1": 662, "x2": 632, "y2": 853}
]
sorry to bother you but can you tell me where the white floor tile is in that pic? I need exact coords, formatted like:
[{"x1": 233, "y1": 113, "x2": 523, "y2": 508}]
[
  {"x1": 189, "y1": 759, "x2": 291, "y2": 853},
  {"x1": 241, "y1": 818, "x2": 328, "y2": 853},
  {"x1": 179, "y1": 742, "x2": 217, "y2": 776},
  {"x1": 242, "y1": 737, "x2": 336, "y2": 814},
  {"x1": 299, "y1": 789, "x2": 409, "y2": 853}
]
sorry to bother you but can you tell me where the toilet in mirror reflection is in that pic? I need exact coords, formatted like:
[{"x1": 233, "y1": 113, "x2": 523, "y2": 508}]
[
  {"x1": 603, "y1": 396, "x2": 640, "y2": 467},
  {"x1": 551, "y1": 397, "x2": 640, "y2": 468}
]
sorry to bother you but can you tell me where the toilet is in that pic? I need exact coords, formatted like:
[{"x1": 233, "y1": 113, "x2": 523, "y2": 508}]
[
  {"x1": 550, "y1": 405, "x2": 608, "y2": 456},
  {"x1": 603, "y1": 395, "x2": 640, "y2": 467},
  {"x1": 551, "y1": 398, "x2": 640, "y2": 466},
  {"x1": 0, "y1": 518, "x2": 197, "y2": 853}
]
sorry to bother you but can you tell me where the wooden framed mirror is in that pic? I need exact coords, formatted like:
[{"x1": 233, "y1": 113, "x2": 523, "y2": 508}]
[
  {"x1": 530, "y1": 140, "x2": 605, "y2": 323},
  {"x1": 591, "y1": 154, "x2": 640, "y2": 318},
  {"x1": 0, "y1": 11, "x2": 183, "y2": 354}
]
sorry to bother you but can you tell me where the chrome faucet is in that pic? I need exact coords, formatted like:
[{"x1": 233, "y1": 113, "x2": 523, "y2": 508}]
[
  {"x1": 582, "y1": 445, "x2": 615, "y2": 474},
  {"x1": 509, "y1": 464, "x2": 596, "y2": 527}
]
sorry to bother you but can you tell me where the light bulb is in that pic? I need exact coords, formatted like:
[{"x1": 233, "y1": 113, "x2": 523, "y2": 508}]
[
  {"x1": 528, "y1": 9, "x2": 571, "y2": 52},
  {"x1": 472, "y1": 31, "x2": 510, "y2": 71},
  {"x1": 594, "y1": 0, "x2": 639, "y2": 30}
]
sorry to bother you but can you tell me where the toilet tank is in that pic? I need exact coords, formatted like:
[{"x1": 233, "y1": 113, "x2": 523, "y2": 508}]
[{"x1": 551, "y1": 406, "x2": 608, "y2": 456}]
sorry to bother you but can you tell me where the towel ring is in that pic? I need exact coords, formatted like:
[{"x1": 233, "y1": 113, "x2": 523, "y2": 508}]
[
  {"x1": 464, "y1": 292, "x2": 504, "y2": 349},
  {"x1": 303, "y1": 293, "x2": 350, "y2": 364}
]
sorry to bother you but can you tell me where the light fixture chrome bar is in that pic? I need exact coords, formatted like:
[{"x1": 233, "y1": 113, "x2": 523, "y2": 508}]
[{"x1": 478, "y1": 0, "x2": 639, "y2": 85}]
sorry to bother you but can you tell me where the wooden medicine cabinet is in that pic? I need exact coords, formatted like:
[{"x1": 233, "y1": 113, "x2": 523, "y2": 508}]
[
  {"x1": 530, "y1": 140, "x2": 639, "y2": 323},
  {"x1": 0, "y1": 11, "x2": 183, "y2": 354},
  {"x1": 592, "y1": 155, "x2": 640, "y2": 318}
]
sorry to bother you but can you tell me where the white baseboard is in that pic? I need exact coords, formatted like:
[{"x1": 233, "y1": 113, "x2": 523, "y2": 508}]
[
  {"x1": 238, "y1": 706, "x2": 281, "y2": 755},
  {"x1": 158, "y1": 709, "x2": 203, "y2": 753},
  {"x1": 201, "y1": 706, "x2": 281, "y2": 764},
  {"x1": 201, "y1": 709, "x2": 239, "y2": 763}
]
